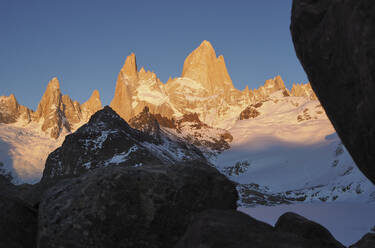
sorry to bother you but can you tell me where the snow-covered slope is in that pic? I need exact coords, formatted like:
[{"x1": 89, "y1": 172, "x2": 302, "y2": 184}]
[
  {"x1": 0, "y1": 122, "x2": 64, "y2": 184},
  {"x1": 214, "y1": 91, "x2": 375, "y2": 205}
]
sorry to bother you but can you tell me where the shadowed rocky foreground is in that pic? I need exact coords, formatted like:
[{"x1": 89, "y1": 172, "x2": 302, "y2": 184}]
[
  {"x1": 1, "y1": 0, "x2": 375, "y2": 246},
  {"x1": 290, "y1": 0, "x2": 375, "y2": 184},
  {"x1": 0, "y1": 107, "x2": 373, "y2": 247}
]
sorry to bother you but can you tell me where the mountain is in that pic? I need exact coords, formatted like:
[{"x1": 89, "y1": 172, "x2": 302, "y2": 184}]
[
  {"x1": 1, "y1": 40, "x2": 373, "y2": 206},
  {"x1": 110, "y1": 41, "x2": 311, "y2": 129},
  {"x1": 0, "y1": 78, "x2": 102, "y2": 183},
  {"x1": 0, "y1": 94, "x2": 32, "y2": 124},
  {"x1": 33, "y1": 77, "x2": 102, "y2": 139},
  {"x1": 42, "y1": 106, "x2": 207, "y2": 182},
  {"x1": 214, "y1": 90, "x2": 375, "y2": 206}
]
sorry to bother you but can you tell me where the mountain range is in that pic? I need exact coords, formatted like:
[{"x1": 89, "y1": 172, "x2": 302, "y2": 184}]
[{"x1": 0, "y1": 40, "x2": 373, "y2": 205}]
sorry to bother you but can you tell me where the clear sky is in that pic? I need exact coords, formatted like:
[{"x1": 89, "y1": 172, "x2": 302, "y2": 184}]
[{"x1": 0, "y1": 0, "x2": 308, "y2": 109}]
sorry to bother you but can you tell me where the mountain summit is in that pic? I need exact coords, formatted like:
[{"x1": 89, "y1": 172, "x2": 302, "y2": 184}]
[
  {"x1": 110, "y1": 40, "x2": 315, "y2": 128},
  {"x1": 0, "y1": 77, "x2": 102, "y2": 139},
  {"x1": 181, "y1": 40, "x2": 234, "y2": 93}
]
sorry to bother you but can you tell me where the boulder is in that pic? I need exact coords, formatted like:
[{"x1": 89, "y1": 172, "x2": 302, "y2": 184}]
[
  {"x1": 0, "y1": 194, "x2": 37, "y2": 248},
  {"x1": 275, "y1": 212, "x2": 345, "y2": 248},
  {"x1": 291, "y1": 0, "x2": 375, "y2": 184},
  {"x1": 176, "y1": 210, "x2": 344, "y2": 248},
  {"x1": 37, "y1": 163, "x2": 238, "y2": 248},
  {"x1": 350, "y1": 233, "x2": 375, "y2": 248}
]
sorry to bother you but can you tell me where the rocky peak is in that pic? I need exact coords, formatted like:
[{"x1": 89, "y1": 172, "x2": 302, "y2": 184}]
[
  {"x1": 290, "y1": 82, "x2": 317, "y2": 100},
  {"x1": 34, "y1": 77, "x2": 70, "y2": 139},
  {"x1": 81, "y1": 89, "x2": 102, "y2": 118},
  {"x1": 181, "y1": 40, "x2": 234, "y2": 93},
  {"x1": 129, "y1": 106, "x2": 161, "y2": 140},
  {"x1": 0, "y1": 94, "x2": 32, "y2": 124},
  {"x1": 251, "y1": 75, "x2": 287, "y2": 101},
  {"x1": 42, "y1": 106, "x2": 208, "y2": 182},
  {"x1": 121, "y1": 53, "x2": 138, "y2": 80},
  {"x1": 264, "y1": 75, "x2": 286, "y2": 91}
]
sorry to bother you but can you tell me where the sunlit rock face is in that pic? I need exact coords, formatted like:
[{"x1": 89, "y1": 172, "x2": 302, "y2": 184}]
[
  {"x1": 291, "y1": 0, "x2": 375, "y2": 184},
  {"x1": 110, "y1": 41, "x2": 314, "y2": 129},
  {"x1": 0, "y1": 94, "x2": 32, "y2": 124}
]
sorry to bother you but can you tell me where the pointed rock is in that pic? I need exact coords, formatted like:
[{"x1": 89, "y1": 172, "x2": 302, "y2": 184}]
[
  {"x1": 34, "y1": 77, "x2": 70, "y2": 139},
  {"x1": 0, "y1": 94, "x2": 32, "y2": 124},
  {"x1": 121, "y1": 53, "x2": 138, "y2": 80},
  {"x1": 181, "y1": 40, "x2": 234, "y2": 93},
  {"x1": 290, "y1": 82, "x2": 317, "y2": 100},
  {"x1": 81, "y1": 89, "x2": 102, "y2": 119}
]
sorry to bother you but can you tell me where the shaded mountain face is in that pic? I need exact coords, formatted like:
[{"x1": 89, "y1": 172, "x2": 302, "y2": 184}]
[
  {"x1": 291, "y1": 0, "x2": 375, "y2": 184},
  {"x1": 129, "y1": 107, "x2": 233, "y2": 152},
  {"x1": 0, "y1": 77, "x2": 102, "y2": 139},
  {"x1": 42, "y1": 106, "x2": 208, "y2": 182}
]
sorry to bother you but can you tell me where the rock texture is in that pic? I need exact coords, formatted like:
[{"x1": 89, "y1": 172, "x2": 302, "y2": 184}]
[
  {"x1": 38, "y1": 164, "x2": 238, "y2": 248},
  {"x1": 239, "y1": 105, "x2": 261, "y2": 120},
  {"x1": 33, "y1": 77, "x2": 102, "y2": 139},
  {"x1": 275, "y1": 212, "x2": 345, "y2": 248},
  {"x1": 181, "y1": 40, "x2": 234, "y2": 94},
  {"x1": 291, "y1": 82, "x2": 317, "y2": 100},
  {"x1": 291, "y1": 0, "x2": 375, "y2": 184},
  {"x1": 0, "y1": 77, "x2": 102, "y2": 139},
  {"x1": 109, "y1": 41, "x2": 315, "y2": 129},
  {"x1": 176, "y1": 210, "x2": 344, "y2": 248},
  {"x1": 42, "y1": 106, "x2": 208, "y2": 182},
  {"x1": 0, "y1": 94, "x2": 32, "y2": 124},
  {"x1": 0, "y1": 194, "x2": 37, "y2": 248}
]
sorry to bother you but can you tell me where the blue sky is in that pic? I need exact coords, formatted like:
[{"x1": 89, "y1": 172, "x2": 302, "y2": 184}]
[{"x1": 0, "y1": 0, "x2": 307, "y2": 109}]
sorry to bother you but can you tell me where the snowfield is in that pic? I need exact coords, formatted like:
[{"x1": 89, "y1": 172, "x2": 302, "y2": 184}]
[
  {"x1": 0, "y1": 123, "x2": 64, "y2": 184},
  {"x1": 213, "y1": 92, "x2": 375, "y2": 204}
]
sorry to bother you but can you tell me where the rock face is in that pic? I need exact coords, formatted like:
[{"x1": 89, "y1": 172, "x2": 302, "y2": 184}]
[
  {"x1": 239, "y1": 105, "x2": 261, "y2": 120},
  {"x1": 33, "y1": 78, "x2": 72, "y2": 139},
  {"x1": 33, "y1": 77, "x2": 102, "y2": 139},
  {"x1": 176, "y1": 210, "x2": 344, "y2": 248},
  {"x1": 109, "y1": 41, "x2": 315, "y2": 129},
  {"x1": 291, "y1": 82, "x2": 317, "y2": 100},
  {"x1": 0, "y1": 94, "x2": 32, "y2": 124},
  {"x1": 129, "y1": 106, "x2": 162, "y2": 140},
  {"x1": 275, "y1": 212, "x2": 345, "y2": 248},
  {"x1": 0, "y1": 194, "x2": 37, "y2": 248},
  {"x1": 291, "y1": 0, "x2": 375, "y2": 183},
  {"x1": 38, "y1": 164, "x2": 238, "y2": 248},
  {"x1": 0, "y1": 77, "x2": 102, "y2": 139},
  {"x1": 42, "y1": 106, "x2": 208, "y2": 182},
  {"x1": 181, "y1": 40, "x2": 234, "y2": 94}
]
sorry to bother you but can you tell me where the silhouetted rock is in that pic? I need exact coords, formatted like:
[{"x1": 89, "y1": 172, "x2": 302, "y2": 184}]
[
  {"x1": 0, "y1": 195, "x2": 37, "y2": 248},
  {"x1": 291, "y1": 0, "x2": 375, "y2": 184},
  {"x1": 275, "y1": 212, "x2": 345, "y2": 248},
  {"x1": 38, "y1": 164, "x2": 238, "y2": 248},
  {"x1": 350, "y1": 233, "x2": 375, "y2": 248},
  {"x1": 175, "y1": 209, "x2": 276, "y2": 248},
  {"x1": 176, "y1": 210, "x2": 344, "y2": 248}
]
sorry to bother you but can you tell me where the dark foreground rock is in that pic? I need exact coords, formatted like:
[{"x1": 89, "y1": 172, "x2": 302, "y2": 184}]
[
  {"x1": 37, "y1": 163, "x2": 238, "y2": 248},
  {"x1": 275, "y1": 212, "x2": 345, "y2": 248},
  {"x1": 350, "y1": 233, "x2": 375, "y2": 248},
  {"x1": 176, "y1": 210, "x2": 344, "y2": 248},
  {"x1": 290, "y1": 0, "x2": 375, "y2": 184},
  {"x1": 0, "y1": 194, "x2": 37, "y2": 248}
]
